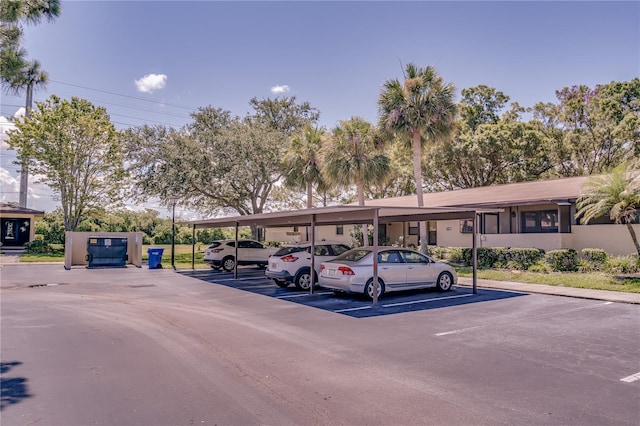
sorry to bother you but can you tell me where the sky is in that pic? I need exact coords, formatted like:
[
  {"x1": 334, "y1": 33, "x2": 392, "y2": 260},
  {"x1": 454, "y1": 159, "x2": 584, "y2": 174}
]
[{"x1": 1, "y1": 0, "x2": 638, "y2": 218}]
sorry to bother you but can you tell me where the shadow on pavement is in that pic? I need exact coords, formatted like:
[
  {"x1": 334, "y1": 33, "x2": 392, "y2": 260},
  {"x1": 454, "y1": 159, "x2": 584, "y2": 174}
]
[{"x1": 0, "y1": 361, "x2": 31, "y2": 411}]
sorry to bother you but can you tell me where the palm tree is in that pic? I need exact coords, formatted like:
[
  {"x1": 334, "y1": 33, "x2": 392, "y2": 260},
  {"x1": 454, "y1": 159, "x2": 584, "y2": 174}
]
[
  {"x1": 1, "y1": 0, "x2": 60, "y2": 208},
  {"x1": 282, "y1": 125, "x2": 327, "y2": 208},
  {"x1": 378, "y1": 63, "x2": 456, "y2": 252},
  {"x1": 1, "y1": 0, "x2": 61, "y2": 88},
  {"x1": 576, "y1": 166, "x2": 640, "y2": 257},
  {"x1": 322, "y1": 117, "x2": 390, "y2": 207}
]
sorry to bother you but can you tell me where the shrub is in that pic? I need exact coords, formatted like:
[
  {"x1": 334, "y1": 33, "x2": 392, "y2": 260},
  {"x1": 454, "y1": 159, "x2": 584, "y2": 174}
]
[
  {"x1": 428, "y1": 246, "x2": 448, "y2": 259},
  {"x1": 475, "y1": 247, "x2": 507, "y2": 268},
  {"x1": 24, "y1": 239, "x2": 53, "y2": 254},
  {"x1": 506, "y1": 248, "x2": 545, "y2": 270},
  {"x1": 605, "y1": 256, "x2": 640, "y2": 275},
  {"x1": 581, "y1": 248, "x2": 608, "y2": 263},
  {"x1": 545, "y1": 249, "x2": 579, "y2": 272},
  {"x1": 447, "y1": 247, "x2": 466, "y2": 263},
  {"x1": 527, "y1": 260, "x2": 551, "y2": 273}
]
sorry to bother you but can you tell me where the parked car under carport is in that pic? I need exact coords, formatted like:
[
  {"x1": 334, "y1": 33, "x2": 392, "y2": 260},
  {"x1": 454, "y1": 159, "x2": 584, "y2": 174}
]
[{"x1": 180, "y1": 205, "x2": 495, "y2": 306}]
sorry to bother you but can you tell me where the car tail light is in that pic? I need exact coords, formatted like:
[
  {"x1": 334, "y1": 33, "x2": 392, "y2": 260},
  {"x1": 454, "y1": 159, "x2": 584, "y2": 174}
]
[
  {"x1": 281, "y1": 255, "x2": 298, "y2": 262},
  {"x1": 320, "y1": 264, "x2": 326, "y2": 271},
  {"x1": 338, "y1": 266, "x2": 354, "y2": 275},
  {"x1": 212, "y1": 248, "x2": 224, "y2": 253}
]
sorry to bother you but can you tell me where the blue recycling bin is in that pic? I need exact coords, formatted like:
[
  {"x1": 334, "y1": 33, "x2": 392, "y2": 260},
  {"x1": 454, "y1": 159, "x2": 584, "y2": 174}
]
[{"x1": 147, "y1": 247, "x2": 165, "y2": 269}]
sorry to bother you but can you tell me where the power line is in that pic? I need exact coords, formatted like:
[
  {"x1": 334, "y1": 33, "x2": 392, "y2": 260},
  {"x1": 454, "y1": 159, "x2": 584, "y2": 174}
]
[{"x1": 50, "y1": 80, "x2": 198, "y2": 111}]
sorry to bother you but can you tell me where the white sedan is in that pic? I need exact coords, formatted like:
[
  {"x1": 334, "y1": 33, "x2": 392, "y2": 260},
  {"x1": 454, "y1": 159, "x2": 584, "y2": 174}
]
[{"x1": 319, "y1": 247, "x2": 457, "y2": 299}]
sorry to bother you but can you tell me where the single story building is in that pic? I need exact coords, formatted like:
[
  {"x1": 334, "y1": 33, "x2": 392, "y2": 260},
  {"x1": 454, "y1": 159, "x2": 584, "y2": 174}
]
[
  {"x1": 0, "y1": 203, "x2": 44, "y2": 247},
  {"x1": 266, "y1": 175, "x2": 640, "y2": 256}
]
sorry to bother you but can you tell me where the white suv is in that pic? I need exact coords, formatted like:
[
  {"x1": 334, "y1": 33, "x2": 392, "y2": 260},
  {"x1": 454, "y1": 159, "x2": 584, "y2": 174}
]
[
  {"x1": 266, "y1": 242, "x2": 351, "y2": 290},
  {"x1": 204, "y1": 239, "x2": 278, "y2": 271}
]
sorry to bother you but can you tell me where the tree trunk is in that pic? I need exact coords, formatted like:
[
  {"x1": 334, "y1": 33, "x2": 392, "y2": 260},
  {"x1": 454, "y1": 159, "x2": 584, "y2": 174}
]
[
  {"x1": 306, "y1": 180, "x2": 313, "y2": 209},
  {"x1": 626, "y1": 222, "x2": 640, "y2": 258},
  {"x1": 357, "y1": 177, "x2": 367, "y2": 246},
  {"x1": 412, "y1": 130, "x2": 428, "y2": 254}
]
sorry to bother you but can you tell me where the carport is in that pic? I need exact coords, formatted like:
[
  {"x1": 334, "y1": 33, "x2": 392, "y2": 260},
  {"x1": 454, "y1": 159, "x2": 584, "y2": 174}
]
[{"x1": 182, "y1": 205, "x2": 493, "y2": 306}]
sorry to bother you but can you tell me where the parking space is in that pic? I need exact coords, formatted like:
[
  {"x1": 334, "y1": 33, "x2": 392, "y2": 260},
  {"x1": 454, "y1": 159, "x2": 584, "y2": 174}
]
[{"x1": 178, "y1": 267, "x2": 527, "y2": 318}]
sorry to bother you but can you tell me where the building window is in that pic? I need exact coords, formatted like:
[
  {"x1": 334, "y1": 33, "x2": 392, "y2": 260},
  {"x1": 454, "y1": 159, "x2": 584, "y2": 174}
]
[
  {"x1": 336, "y1": 225, "x2": 343, "y2": 235},
  {"x1": 408, "y1": 222, "x2": 418, "y2": 235},
  {"x1": 460, "y1": 219, "x2": 474, "y2": 233},
  {"x1": 522, "y1": 210, "x2": 558, "y2": 233},
  {"x1": 482, "y1": 213, "x2": 499, "y2": 234}
]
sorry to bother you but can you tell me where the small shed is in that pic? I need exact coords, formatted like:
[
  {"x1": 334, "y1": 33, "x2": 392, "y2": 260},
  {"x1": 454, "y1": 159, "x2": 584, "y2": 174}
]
[
  {"x1": 64, "y1": 232, "x2": 144, "y2": 269},
  {"x1": 0, "y1": 203, "x2": 44, "y2": 247}
]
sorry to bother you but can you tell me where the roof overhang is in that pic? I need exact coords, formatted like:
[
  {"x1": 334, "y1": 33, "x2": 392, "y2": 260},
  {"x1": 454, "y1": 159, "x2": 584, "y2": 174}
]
[{"x1": 180, "y1": 205, "x2": 501, "y2": 229}]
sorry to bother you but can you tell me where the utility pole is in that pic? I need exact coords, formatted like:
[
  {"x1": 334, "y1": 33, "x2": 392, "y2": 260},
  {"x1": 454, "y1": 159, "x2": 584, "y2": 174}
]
[
  {"x1": 169, "y1": 196, "x2": 178, "y2": 269},
  {"x1": 18, "y1": 83, "x2": 33, "y2": 208}
]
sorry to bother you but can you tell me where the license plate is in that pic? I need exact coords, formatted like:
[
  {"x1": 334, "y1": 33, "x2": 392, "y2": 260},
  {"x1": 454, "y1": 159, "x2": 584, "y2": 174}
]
[
  {"x1": 328, "y1": 269, "x2": 336, "y2": 277},
  {"x1": 270, "y1": 263, "x2": 277, "y2": 269}
]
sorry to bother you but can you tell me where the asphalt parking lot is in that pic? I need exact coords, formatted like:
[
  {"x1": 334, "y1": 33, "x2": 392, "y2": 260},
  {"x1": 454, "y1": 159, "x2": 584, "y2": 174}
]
[
  {"x1": 180, "y1": 267, "x2": 527, "y2": 318},
  {"x1": 2, "y1": 264, "x2": 639, "y2": 425}
]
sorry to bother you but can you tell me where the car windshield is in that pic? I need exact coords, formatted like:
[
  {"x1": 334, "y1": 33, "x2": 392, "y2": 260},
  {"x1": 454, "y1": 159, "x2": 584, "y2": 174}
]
[
  {"x1": 333, "y1": 249, "x2": 370, "y2": 262},
  {"x1": 273, "y1": 246, "x2": 307, "y2": 256}
]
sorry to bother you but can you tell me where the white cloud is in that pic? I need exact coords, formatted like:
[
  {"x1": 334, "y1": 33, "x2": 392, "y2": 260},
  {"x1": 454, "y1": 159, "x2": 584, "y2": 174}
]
[
  {"x1": 0, "y1": 167, "x2": 19, "y2": 199},
  {"x1": 271, "y1": 85, "x2": 290, "y2": 94},
  {"x1": 0, "y1": 109, "x2": 24, "y2": 150},
  {"x1": 0, "y1": 117, "x2": 15, "y2": 150},
  {"x1": 135, "y1": 73, "x2": 167, "y2": 93}
]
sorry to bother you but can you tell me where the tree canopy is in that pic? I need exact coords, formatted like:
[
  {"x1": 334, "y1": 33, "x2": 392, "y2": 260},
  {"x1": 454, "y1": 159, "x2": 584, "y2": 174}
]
[{"x1": 7, "y1": 95, "x2": 124, "y2": 231}]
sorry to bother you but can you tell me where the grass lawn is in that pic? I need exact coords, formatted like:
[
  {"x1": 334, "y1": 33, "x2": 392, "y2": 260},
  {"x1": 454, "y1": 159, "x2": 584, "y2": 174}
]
[
  {"x1": 455, "y1": 266, "x2": 640, "y2": 293},
  {"x1": 19, "y1": 244, "x2": 211, "y2": 269}
]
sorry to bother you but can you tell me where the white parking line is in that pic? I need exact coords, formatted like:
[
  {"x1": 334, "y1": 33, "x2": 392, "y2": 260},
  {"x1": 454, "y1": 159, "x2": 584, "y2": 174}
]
[
  {"x1": 277, "y1": 291, "x2": 334, "y2": 299},
  {"x1": 383, "y1": 294, "x2": 473, "y2": 308},
  {"x1": 334, "y1": 306, "x2": 372, "y2": 313},
  {"x1": 620, "y1": 372, "x2": 640, "y2": 383},
  {"x1": 333, "y1": 294, "x2": 475, "y2": 313},
  {"x1": 212, "y1": 277, "x2": 267, "y2": 283}
]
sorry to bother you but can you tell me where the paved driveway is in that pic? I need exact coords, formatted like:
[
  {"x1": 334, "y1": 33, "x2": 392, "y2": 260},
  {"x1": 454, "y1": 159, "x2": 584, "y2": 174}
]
[{"x1": 2, "y1": 265, "x2": 639, "y2": 425}]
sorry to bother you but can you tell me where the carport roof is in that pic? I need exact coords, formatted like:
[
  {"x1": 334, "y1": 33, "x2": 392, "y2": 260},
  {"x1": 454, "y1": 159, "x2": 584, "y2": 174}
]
[{"x1": 181, "y1": 205, "x2": 498, "y2": 228}]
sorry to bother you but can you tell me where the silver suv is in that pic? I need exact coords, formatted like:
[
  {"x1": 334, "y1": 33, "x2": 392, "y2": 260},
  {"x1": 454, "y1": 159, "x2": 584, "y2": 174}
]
[
  {"x1": 204, "y1": 239, "x2": 278, "y2": 271},
  {"x1": 265, "y1": 242, "x2": 351, "y2": 290}
]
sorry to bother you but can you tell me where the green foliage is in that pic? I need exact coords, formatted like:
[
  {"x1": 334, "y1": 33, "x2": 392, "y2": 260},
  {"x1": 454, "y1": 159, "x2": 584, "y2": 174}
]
[
  {"x1": 605, "y1": 256, "x2": 640, "y2": 275},
  {"x1": 282, "y1": 124, "x2": 328, "y2": 208},
  {"x1": 8, "y1": 95, "x2": 124, "y2": 231},
  {"x1": 323, "y1": 117, "x2": 391, "y2": 206},
  {"x1": 378, "y1": 63, "x2": 456, "y2": 253},
  {"x1": 579, "y1": 248, "x2": 609, "y2": 272},
  {"x1": 507, "y1": 248, "x2": 546, "y2": 270},
  {"x1": 123, "y1": 97, "x2": 318, "y2": 228},
  {"x1": 23, "y1": 239, "x2": 52, "y2": 254},
  {"x1": 532, "y1": 79, "x2": 640, "y2": 177},
  {"x1": 0, "y1": 0, "x2": 60, "y2": 94},
  {"x1": 526, "y1": 260, "x2": 551, "y2": 273},
  {"x1": 545, "y1": 249, "x2": 579, "y2": 272},
  {"x1": 438, "y1": 246, "x2": 545, "y2": 270},
  {"x1": 424, "y1": 86, "x2": 553, "y2": 189},
  {"x1": 576, "y1": 164, "x2": 640, "y2": 257}
]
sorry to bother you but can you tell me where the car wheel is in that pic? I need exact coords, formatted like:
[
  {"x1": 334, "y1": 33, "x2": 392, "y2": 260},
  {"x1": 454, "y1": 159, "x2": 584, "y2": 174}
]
[
  {"x1": 436, "y1": 272, "x2": 454, "y2": 291},
  {"x1": 364, "y1": 278, "x2": 385, "y2": 300},
  {"x1": 294, "y1": 269, "x2": 316, "y2": 290},
  {"x1": 274, "y1": 279, "x2": 289, "y2": 288},
  {"x1": 222, "y1": 256, "x2": 236, "y2": 272}
]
